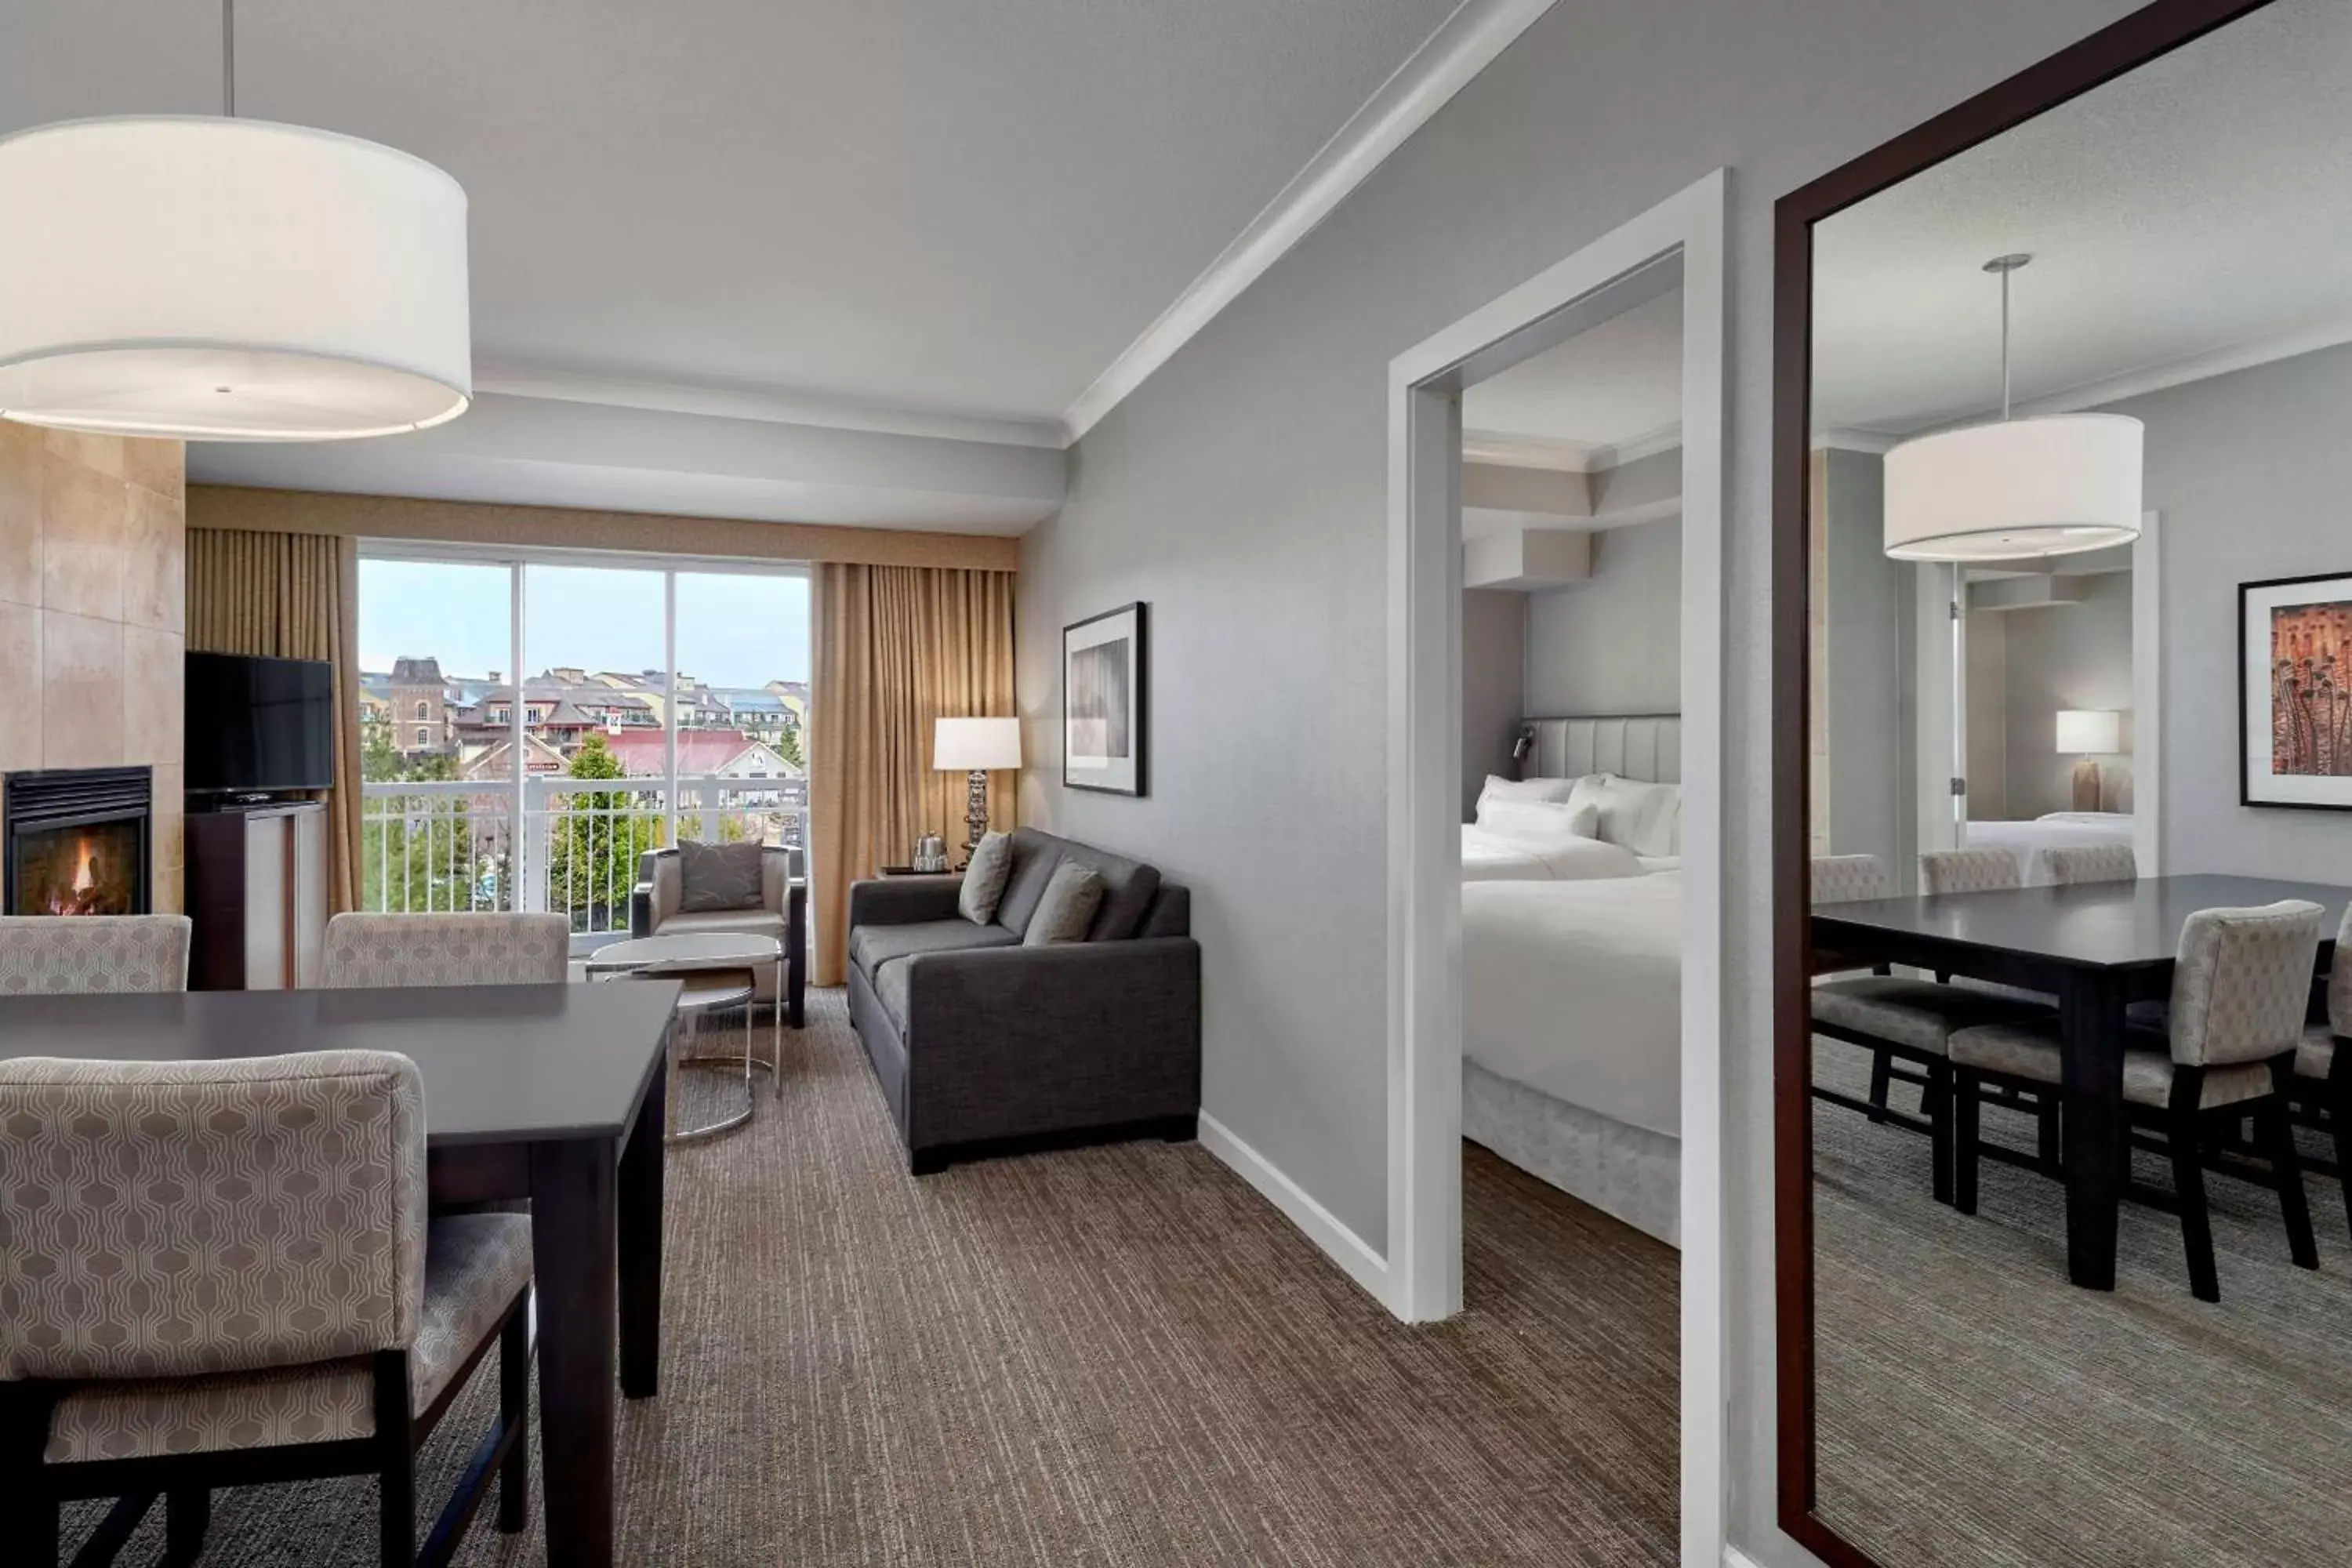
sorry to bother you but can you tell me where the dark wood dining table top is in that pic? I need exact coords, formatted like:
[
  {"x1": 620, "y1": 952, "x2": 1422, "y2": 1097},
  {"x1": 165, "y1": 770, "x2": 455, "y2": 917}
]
[
  {"x1": 1810, "y1": 873, "x2": 2352, "y2": 974},
  {"x1": 0, "y1": 981, "x2": 681, "y2": 1145}
]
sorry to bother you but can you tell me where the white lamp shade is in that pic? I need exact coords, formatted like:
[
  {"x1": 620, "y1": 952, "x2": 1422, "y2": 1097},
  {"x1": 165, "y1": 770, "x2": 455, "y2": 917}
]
[
  {"x1": 1883, "y1": 414, "x2": 2142, "y2": 561},
  {"x1": 2054, "y1": 710, "x2": 2121, "y2": 754},
  {"x1": 935, "y1": 717, "x2": 1022, "y2": 772},
  {"x1": 0, "y1": 117, "x2": 471, "y2": 441}
]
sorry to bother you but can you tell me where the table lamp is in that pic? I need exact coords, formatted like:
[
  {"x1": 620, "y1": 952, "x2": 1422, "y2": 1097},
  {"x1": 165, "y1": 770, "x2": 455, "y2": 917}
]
[
  {"x1": 2054, "y1": 710, "x2": 2121, "y2": 811},
  {"x1": 934, "y1": 717, "x2": 1022, "y2": 851}
]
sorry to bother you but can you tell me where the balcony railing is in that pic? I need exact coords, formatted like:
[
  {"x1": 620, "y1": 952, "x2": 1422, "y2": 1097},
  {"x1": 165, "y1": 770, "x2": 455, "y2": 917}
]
[{"x1": 360, "y1": 774, "x2": 808, "y2": 938}]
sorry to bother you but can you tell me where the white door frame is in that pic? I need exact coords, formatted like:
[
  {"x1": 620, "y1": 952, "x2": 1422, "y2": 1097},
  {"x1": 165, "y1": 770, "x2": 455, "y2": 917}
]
[
  {"x1": 2132, "y1": 510, "x2": 2162, "y2": 874},
  {"x1": 1384, "y1": 169, "x2": 1727, "y2": 1566}
]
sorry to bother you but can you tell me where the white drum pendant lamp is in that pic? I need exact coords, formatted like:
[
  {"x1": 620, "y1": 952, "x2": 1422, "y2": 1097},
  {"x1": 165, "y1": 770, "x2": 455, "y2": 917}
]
[
  {"x1": 0, "y1": 2, "x2": 470, "y2": 441},
  {"x1": 1883, "y1": 255, "x2": 2140, "y2": 561}
]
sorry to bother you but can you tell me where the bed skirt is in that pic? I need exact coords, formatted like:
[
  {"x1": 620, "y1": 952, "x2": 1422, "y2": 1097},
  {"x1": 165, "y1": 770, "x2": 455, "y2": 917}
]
[{"x1": 1463, "y1": 1060, "x2": 1680, "y2": 1247}]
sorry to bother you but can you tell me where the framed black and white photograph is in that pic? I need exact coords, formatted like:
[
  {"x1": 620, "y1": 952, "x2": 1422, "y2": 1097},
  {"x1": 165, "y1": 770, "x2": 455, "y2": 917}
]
[
  {"x1": 1063, "y1": 602, "x2": 1147, "y2": 797},
  {"x1": 2242, "y1": 572, "x2": 2352, "y2": 811}
]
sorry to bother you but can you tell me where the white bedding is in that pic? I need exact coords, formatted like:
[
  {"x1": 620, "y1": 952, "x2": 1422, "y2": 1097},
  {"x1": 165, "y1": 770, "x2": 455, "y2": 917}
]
[
  {"x1": 1461, "y1": 872, "x2": 1681, "y2": 1137},
  {"x1": 1460, "y1": 822, "x2": 1645, "y2": 882},
  {"x1": 1964, "y1": 811, "x2": 2135, "y2": 885}
]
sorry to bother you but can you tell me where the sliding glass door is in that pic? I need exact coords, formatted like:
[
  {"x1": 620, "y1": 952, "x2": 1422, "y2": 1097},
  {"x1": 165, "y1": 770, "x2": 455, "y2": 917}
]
[{"x1": 356, "y1": 549, "x2": 811, "y2": 940}]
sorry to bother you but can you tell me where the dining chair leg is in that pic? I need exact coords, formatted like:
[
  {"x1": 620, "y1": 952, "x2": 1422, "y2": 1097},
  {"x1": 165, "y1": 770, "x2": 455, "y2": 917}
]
[
  {"x1": 373, "y1": 1352, "x2": 416, "y2": 1568},
  {"x1": 165, "y1": 1486, "x2": 212, "y2": 1565},
  {"x1": 2168, "y1": 1089, "x2": 2220, "y2": 1303},
  {"x1": 1926, "y1": 1059, "x2": 1954, "y2": 1206},
  {"x1": 497, "y1": 1295, "x2": 532, "y2": 1534},
  {"x1": 1952, "y1": 1068, "x2": 1981, "y2": 1215},
  {"x1": 2263, "y1": 1066, "x2": 2320, "y2": 1271},
  {"x1": 2331, "y1": 1058, "x2": 2352, "y2": 1247},
  {"x1": 2035, "y1": 1091, "x2": 2061, "y2": 1172},
  {"x1": 1867, "y1": 1049, "x2": 1893, "y2": 1123}
]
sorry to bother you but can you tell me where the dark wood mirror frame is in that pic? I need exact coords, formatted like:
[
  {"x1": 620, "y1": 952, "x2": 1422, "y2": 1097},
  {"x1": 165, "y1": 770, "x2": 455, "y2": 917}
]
[{"x1": 1769, "y1": 2, "x2": 2279, "y2": 1562}]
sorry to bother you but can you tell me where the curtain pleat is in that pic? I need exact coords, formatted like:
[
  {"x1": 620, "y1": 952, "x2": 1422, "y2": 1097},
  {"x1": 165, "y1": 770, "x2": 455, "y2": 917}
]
[
  {"x1": 809, "y1": 564, "x2": 1018, "y2": 985},
  {"x1": 185, "y1": 528, "x2": 366, "y2": 915}
]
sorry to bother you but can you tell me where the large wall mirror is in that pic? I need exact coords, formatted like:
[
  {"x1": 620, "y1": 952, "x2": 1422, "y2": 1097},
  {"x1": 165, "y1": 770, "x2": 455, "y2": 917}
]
[{"x1": 1773, "y1": 2, "x2": 2352, "y2": 1563}]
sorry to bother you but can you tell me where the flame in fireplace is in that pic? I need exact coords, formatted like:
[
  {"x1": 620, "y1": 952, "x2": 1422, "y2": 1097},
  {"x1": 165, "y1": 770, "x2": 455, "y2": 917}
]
[
  {"x1": 71, "y1": 841, "x2": 96, "y2": 895},
  {"x1": 40, "y1": 835, "x2": 113, "y2": 916}
]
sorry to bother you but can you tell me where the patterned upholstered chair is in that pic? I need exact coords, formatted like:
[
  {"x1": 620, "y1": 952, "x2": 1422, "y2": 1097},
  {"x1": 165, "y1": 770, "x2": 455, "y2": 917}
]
[
  {"x1": 0, "y1": 915, "x2": 192, "y2": 994},
  {"x1": 321, "y1": 912, "x2": 570, "y2": 989},
  {"x1": 1809, "y1": 853, "x2": 2055, "y2": 1203},
  {"x1": 1951, "y1": 900, "x2": 2324, "y2": 1301},
  {"x1": 2043, "y1": 843, "x2": 2139, "y2": 885},
  {"x1": 1918, "y1": 848, "x2": 2020, "y2": 896},
  {"x1": 2295, "y1": 902, "x2": 2352, "y2": 1244},
  {"x1": 0, "y1": 1051, "x2": 533, "y2": 1566}
]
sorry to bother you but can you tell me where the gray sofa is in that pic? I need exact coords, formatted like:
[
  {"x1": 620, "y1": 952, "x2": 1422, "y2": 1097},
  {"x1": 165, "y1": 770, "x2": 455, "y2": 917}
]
[{"x1": 844, "y1": 827, "x2": 1200, "y2": 1174}]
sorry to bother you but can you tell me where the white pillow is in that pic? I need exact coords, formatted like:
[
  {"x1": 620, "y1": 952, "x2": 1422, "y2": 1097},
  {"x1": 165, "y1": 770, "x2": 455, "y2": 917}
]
[
  {"x1": 1476, "y1": 798, "x2": 1601, "y2": 845},
  {"x1": 1566, "y1": 774, "x2": 1682, "y2": 858},
  {"x1": 1475, "y1": 773, "x2": 1577, "y2": 820}
]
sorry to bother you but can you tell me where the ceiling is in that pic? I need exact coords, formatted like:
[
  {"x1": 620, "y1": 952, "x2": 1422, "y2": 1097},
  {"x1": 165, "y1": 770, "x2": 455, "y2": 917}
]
[
  {"x1": 1813, "y1": 0, "x2": 2352, "y2": 437},
  {"x1": 1461, "y1": 287, "x2": 1682, "y2": 455},
  {"x1": 4, "y1": 0, "x2": 1487, "y2": 527}
]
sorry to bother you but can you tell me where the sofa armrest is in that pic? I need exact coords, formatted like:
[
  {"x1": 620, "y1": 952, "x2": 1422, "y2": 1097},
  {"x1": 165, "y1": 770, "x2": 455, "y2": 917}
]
[
  {"x1": 900, "y1": 938, "x2": 1201, "y2": 1149},
  {"x1": 849, "y1": 876, "x2": 966, "y2": 927}
]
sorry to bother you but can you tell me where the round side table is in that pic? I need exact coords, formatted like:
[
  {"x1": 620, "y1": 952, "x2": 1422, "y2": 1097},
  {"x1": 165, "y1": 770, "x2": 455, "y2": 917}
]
[{"x1": 585, "y1": 934, "x2": 783, "y2": 1144}]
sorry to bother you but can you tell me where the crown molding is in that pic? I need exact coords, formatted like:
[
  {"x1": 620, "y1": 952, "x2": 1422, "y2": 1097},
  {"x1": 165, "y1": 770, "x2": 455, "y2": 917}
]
[
  {"x1": 471, "y1": 360, "x2": 1068, "y2": 450},
  {"x1": 1809, "y1": 426, "x2": 1899, "y2": 454},
  {"x1": 1589, "y1": 419, "x2": 1682, "y2": 470},
  {"x1": 2010, "y1": 310, "x2": 2352, "y2": 421},
  {"x1": 1460, "y1": 429, "x2": 1599, "y2": 471},
  {"x1": 1058, "y1": 0, "x2": 1561, "y2": 443}
]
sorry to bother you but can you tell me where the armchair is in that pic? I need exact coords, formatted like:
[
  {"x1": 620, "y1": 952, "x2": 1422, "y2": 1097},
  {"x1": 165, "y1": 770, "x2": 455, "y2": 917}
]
[{"x1": 631, "y1": 844, "x2": 807, "y2": 1025}]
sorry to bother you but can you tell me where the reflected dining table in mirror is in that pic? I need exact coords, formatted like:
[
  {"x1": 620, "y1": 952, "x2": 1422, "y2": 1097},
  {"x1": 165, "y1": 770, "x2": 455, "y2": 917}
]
[
  {"x1": 1811, "y1": 873, "x2": 2350, "y2": 1291},
  {"x1": 0, "y1": 979, "x2": 678, "y2": 1568}
]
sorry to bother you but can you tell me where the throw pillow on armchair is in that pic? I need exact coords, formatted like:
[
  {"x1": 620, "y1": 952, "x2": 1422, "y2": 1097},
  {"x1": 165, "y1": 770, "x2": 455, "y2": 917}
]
[{"x1": 677, "y1": 840, "x2": 765, "y2": 912}]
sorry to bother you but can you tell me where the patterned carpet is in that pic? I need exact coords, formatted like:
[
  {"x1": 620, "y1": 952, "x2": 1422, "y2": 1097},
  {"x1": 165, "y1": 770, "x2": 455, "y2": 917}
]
[
  {"x1": 67, "y1": 988, "x2": 1678, "y2": 1566},
  {"x1": 1813, "y1": 1039, "x2": 2352, "y2": 1568}
]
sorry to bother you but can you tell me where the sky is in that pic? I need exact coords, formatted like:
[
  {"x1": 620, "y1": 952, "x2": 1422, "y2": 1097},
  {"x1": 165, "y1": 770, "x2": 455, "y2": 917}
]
[{"x1": 358, "y1": 560, "x2": 811, "y2": 688}]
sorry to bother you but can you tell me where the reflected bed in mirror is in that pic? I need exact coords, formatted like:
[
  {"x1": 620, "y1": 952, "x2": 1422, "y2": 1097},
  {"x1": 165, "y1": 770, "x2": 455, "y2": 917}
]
[{"x1": 1775, "y1": 2, "x2": 2352, "y2": 1564}]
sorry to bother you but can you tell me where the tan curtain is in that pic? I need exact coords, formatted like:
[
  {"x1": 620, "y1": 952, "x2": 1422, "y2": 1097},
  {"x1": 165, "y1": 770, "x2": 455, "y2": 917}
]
[
  {"x1": 186, "y1": 528, "x2": 365, "y2": 914},
  {"x1": 809, "y1": 563, "x2": 1017, "y2": 985}
]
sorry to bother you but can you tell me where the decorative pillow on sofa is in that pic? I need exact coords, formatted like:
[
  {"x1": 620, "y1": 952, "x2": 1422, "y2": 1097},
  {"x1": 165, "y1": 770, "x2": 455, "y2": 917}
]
[
  {"x1": 959, "y1": 832, "x2": 1014, "y2": 925},
  {"x1": 1023, "y1": 862, "x2": 1104, "y2": 946},
  {"x1": 677, "y1": 840, "x2": 765, "y2": 913}
]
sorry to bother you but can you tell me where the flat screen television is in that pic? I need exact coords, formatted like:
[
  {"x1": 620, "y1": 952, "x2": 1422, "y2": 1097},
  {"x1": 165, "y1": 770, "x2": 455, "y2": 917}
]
[{"x1": 184, "y1": 652, "x2": 335, "y2": 796}]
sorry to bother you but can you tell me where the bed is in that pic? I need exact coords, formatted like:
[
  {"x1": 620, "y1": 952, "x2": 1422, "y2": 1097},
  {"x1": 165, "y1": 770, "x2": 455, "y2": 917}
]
[
  {"x1": 1462, "y1": 713, "x2": 1684, "y2": 882},
  {"x1": 1963, "y1": 811, "x2": 2135, "y2": 885},
  {"x1": 1460, "y1": 713, "x2": 1683, "y2": 1243}
]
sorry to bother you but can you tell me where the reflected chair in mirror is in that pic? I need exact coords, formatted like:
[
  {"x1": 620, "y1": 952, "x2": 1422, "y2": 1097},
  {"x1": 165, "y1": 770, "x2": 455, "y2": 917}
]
[
  {"x1": 1951, "y1": 900, "x2": 2324, "y2": 1302},
  {"x1": 0, "y1": 914, "x2": 193, "y2": 995},
  {"x1": 1809, "y1": 853, "x2": 2056, "y2": 1202},
  {"x1": 2044, "y1": 843, "x2": 2140, "y2": 885},
  {"x1": 0, "y1": 1051, "x2": 534, "y2": 1567},
  {"x1": 321, "y1": 913, "x2": 572, "y2": 989},
  {"x1": 2296, "y1": 902, "x2": 2352, "y2": 1243}
]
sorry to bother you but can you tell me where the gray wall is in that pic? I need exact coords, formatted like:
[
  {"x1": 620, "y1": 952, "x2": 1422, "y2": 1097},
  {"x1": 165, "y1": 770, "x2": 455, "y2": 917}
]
[
  {"x1": 1965, "y1": 608, "x2": 2009, "y2": 819},
  {"x1": 2102, "y1": 339, "x2": 2352, "y2": 882},
  {"x1": 1995, "y1": 574, "x2": 2133, "y2": 818},
  {"x1": 1011, "y1": 4, "x2": 2143, "y2": 1562},
  {"x1": 1820, "y1": 450, "x2": 1918, "y2": 891},
  {"x1": 1461, "y1": 588, "x2": 1528, "y2": 818},
  {"x1": 1523, "y1": 517, "x2": 1681, "y2": 716}
]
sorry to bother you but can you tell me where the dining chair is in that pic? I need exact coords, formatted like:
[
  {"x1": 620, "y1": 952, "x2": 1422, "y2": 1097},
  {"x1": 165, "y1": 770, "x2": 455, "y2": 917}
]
[
  {"x1": 1949, "y1": 899, "x2": 2323, "y2": 1302},
  {"x1": 2295, "y1": 902, "x2": 2352, "y2": 1243},
  {"x1": 1918, "y1": 848, "x2": 2020, "y2": 895},
  {"x1": 2043, "y1": 844, "x2": 2139, "y2": 885},
  {"x1": 0, "y1": 914, "x2": 192, "y2": 994},
  {"x1": 0, "y1": 1050, "x2": 532, "y2": 1566},
  {"x1": 1809, "y1": 854, "x2": 2055, "y2": 1201},
  {"x1": 322, "y1": 912, "x2": 571, "y2": 989},
  {"x1": 1915, "y1": 850, "x2": 2062, "y2": 1161}
]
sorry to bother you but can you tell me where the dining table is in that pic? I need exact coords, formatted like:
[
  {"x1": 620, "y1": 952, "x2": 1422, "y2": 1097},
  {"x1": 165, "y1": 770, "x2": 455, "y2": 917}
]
[
  {"x1": 1810, "y1": 873, "x2": 2351, "y2": 1291},
  {"x1": 0, "y1": 979, "x2": 678, "y2": 1568}
]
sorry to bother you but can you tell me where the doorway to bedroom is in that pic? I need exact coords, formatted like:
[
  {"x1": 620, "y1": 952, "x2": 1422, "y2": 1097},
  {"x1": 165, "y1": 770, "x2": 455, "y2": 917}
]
[{"x1": 1387, "y1": 172, "x2": 1726, "y2": 1564}]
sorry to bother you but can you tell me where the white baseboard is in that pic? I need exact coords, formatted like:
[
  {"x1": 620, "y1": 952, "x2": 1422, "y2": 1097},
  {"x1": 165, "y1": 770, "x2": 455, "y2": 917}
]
[
  {"x1": 1196, "y1": 1111, "x2": 1391, "y2": 1307},
  {"x1": 1723, "y1": 1546, "x2": 1767, "y2": 1568}
]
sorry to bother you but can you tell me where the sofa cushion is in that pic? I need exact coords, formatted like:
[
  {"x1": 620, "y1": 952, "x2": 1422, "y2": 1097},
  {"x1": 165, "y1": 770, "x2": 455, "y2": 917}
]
[
  {"x1": 849, "y1": 918, "x2": 1021, "y2": 981},
  {"x1": 678, "y1": 840, "x2": 765, "y2": 913},
  {"x1": 993, "y1": 828, "x2": 1163, "y2": 942},
  {"x1": 1025, "y1": 863, "x2": 1105, "y2": 946},
  {"x1": 960, "y1": 831, "x2": 1014, "y2": 925}
]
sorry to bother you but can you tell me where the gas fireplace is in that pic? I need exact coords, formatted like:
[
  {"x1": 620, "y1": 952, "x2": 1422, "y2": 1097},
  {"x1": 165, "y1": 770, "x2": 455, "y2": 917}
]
[{"x1": 4, "y1": 768, "x2": 152, "y2": 917}]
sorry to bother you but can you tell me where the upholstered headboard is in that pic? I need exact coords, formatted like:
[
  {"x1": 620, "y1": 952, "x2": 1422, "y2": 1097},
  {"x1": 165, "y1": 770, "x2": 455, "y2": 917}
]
[{"x1": 1521, "y1": 714, "x2": 1682, "y2": 785}]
